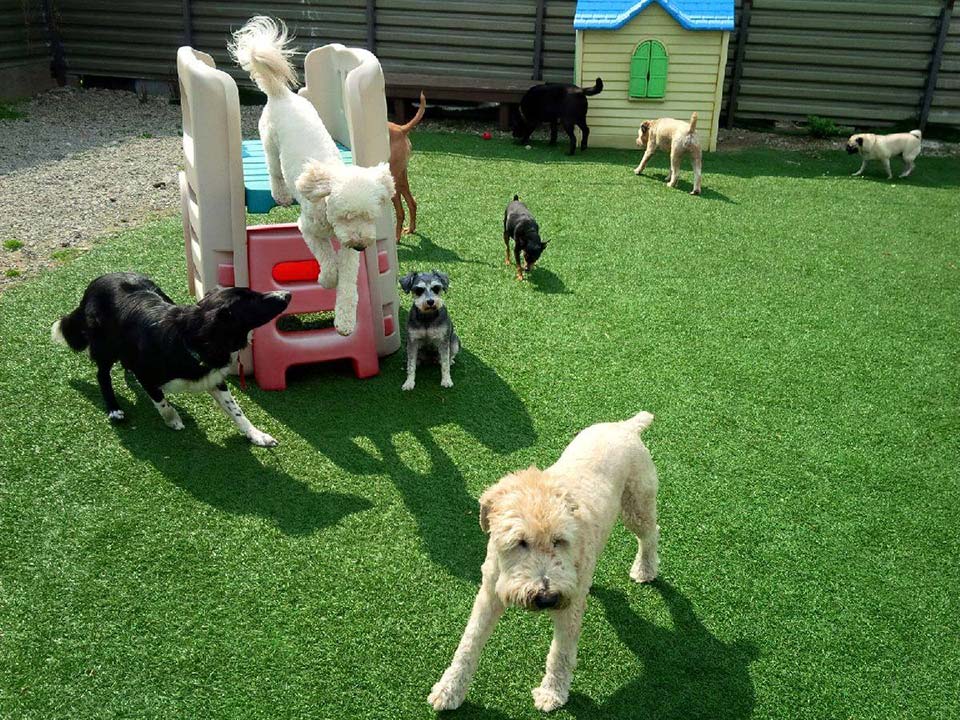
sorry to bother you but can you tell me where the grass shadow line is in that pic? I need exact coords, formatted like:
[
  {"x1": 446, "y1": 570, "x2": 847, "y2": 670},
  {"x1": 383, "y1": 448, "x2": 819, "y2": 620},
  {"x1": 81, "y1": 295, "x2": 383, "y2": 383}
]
[{"x1": 68, "y1": 378, "x2": 372, "y2": 536}]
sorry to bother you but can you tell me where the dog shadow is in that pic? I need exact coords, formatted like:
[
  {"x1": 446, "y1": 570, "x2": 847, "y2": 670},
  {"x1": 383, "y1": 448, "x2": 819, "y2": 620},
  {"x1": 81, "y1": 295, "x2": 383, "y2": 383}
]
[
  {"x1": 634, "y1": 171, "x2": 736, "y2": 203},
  {"x1": 568, "y1": 582, "x2": 759, "y2": 719},
  {"x1": 67, "y1": 379, "x2": 372, "y2": 536},
  {"x1": 255, "y1": 347, "x2": 536, "y2": 582},
  {"x1": 398, "y1": 231, "x2": 487, "y2": 267},
  {"x1": 526, "y1": 265, "x2": 571, "y2": 294}
]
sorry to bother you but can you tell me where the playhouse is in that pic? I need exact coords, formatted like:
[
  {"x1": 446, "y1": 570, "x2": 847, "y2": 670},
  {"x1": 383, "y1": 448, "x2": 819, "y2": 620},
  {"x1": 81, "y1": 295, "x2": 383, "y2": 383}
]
[{"x1": 574, "y1": 0, "x2": 734, "y2": 151}]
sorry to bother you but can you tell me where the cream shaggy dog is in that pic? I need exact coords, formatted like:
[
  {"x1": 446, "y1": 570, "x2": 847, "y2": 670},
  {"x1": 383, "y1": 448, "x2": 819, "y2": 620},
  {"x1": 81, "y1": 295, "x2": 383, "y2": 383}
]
[
  {"x1": 846, "y1": 129, "x2": 922, "y2": 179},
  {"x1": 429, "y1": 411, "x2": 659, "y2": 713},
  {"x1": 634, "y1": 112, "x2": 702, "y2": 195},
  {"x1": 229, "y1": 17, "x2": 395, "y2": 336}
]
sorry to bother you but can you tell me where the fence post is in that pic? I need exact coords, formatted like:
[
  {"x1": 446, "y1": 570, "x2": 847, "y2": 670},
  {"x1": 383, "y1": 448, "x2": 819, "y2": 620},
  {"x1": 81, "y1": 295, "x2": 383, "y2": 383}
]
[
  {"x1": 181, "y1": 0, "x2": 192, "y2": 46},
  {"x1": 40, "y1": 0, "x2": 66, "y2": 84},
  {"x1": 920, "y1": 0, "x2": 954, "y2": 131},
  {"x1": 532, "y1": 0, "x2": 546, "y2": 80},
  {"x1": 366, "y1": 0, "x2": 377, "y2": 53},
  {"x1": 725, "y1": 0, "x2": 751, "y2": 129}
]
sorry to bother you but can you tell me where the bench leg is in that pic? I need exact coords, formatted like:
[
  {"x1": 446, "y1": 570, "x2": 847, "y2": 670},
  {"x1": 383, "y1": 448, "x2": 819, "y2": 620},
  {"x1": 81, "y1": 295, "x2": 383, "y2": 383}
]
[
  {"x1": 393, "y1": 98, "x2": 406, "y2": 124},
  {"x1": 498, "y1": 103, "x2": 511, "y2": 131}
]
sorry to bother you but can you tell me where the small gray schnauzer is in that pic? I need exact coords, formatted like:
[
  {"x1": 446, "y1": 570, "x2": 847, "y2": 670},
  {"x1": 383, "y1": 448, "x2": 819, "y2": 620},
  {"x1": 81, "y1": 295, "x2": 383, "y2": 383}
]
[{"x1": 399, "y1": 270, "x2": 460, "y2": 390}]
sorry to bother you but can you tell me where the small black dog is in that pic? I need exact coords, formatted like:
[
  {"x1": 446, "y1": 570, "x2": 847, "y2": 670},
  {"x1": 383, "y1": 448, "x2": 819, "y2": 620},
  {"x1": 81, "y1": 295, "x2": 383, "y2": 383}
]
[
  {"x1": 52, "y1": 272, "x2": 290, "y2": 446},
  {"x1": 504, "y1": 195, "x2": 549, "y2": 280},
  {"x1": 399, "y1": 270, "x2": 460, "y2": 391},
  {"x1": 513, "y1": 78, "x2": 603, "y2": 155}
]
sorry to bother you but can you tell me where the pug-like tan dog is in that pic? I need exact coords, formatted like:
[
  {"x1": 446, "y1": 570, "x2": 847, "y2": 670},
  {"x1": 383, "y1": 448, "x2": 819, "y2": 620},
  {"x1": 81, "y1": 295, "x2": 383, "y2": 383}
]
[
  {"x1": 428, "y1": 411, "x2": 659, "y2": 713},
  {"x1": 634, "y1": 111, "x2": 702, "y2": 195},
  {"x1": 846, "y1": 130, "x2": 922, "y2": 179}
]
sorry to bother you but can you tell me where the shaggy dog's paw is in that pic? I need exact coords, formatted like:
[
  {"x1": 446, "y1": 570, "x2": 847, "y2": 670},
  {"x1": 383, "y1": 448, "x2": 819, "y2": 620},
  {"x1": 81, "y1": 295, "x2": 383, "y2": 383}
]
[
  {"x1": 317, "y1": 266, "x2": 338, "y2": 289},
  {"x1": 107, "y1": 410, "x2": 125, "y2": 423},
  {"x1": 630, "y1": 558, "x2": 659, "y2": 584},
  {"x1": 402, "y1": 379, "x2": 416, "y2": 391},
  {"x1": 248, "y1": 429, "x2": 278, "y2": 448},
  {"x1": 690, "y1": 188, "x2": 701, "y2": 196},
  {"x1": 532, "y1": 686, "x2": 567, "y2": 712},
  {"x1": 440, "y1": 377, "x2": 453, "y2": 389},
  {"x1": 272, "y1": 188, "x2": 293, "y2": 206},
  {"x1": 428, "y1": 672, "x2": 466, "y2": 711}
]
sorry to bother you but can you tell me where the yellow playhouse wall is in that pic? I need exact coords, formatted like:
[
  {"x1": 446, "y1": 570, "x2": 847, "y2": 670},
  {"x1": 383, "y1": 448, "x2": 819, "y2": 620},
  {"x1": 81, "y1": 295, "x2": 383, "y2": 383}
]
[{"x1": 577, "y1": 3, "x2": 728, "y2": 151}]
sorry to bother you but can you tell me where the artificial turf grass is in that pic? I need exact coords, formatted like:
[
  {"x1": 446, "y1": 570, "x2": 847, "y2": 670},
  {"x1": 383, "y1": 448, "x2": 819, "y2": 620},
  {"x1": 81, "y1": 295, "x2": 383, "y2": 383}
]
[{"x1": 1, "y1": 133, "x2": 959, "y2": 720}]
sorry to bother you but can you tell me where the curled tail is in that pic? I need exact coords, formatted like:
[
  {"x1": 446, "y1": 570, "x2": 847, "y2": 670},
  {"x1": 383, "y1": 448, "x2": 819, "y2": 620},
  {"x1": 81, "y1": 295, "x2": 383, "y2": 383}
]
[
  {"x1": 688, "y1": 112, "x2": 698, "y2": 134},
  {"x1": 582, "y1": 77, "x2": 603, "y2": 96},
  {"x1": 910, "y1": 129, "x2": 922, "y2": 139},
  {"x1": 51, "y1": 305, "x2": 89, "y2": 352},
  {"x1": 399, "y1": 91, "x2": 427, "y2": 133},
  {"x1": 228, "y1": 16, "x2": 298, "y2": 97},
  {"x1": 626, "y1": 411, "x2": 654, "y2": 434}
]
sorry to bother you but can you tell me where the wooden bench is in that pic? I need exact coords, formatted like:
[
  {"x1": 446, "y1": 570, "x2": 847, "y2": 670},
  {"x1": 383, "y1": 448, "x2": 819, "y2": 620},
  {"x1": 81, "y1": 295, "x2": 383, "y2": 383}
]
[{"x1": 384, "y1": 73, "x2": 545, "y2": 130}]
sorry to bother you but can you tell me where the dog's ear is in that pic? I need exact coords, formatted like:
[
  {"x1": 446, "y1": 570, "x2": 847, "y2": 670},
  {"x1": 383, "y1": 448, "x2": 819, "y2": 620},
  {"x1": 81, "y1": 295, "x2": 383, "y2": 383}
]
[
  {"x1": 856, "y1": 137, "x2": 864, "y2": 146},
  {"x1": 372, "y1": 161, "x2": 396, "y2": 199},
  {"x1": 296, "y1": 161, "x2": 336, "y2": 202},
  {"x1": 478, "y1": 474, "x2": 518, "y2": 533},
  {"x1": 399, "y1": 272, "x2": 417, "y2": 294},
  {"x1": 433, "y1": 270, "x2": 450, "y2": 290},
  {"x1": 641, "y1": 121, "x2": 651, "y2": 131}
]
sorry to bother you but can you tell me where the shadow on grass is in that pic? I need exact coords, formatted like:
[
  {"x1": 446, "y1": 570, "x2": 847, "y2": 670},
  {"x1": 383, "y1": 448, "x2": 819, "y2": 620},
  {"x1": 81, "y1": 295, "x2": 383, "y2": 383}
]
[
  {"x1": 398, "y1": 232, "x2": 488, "y2": 267},
  {"x1": 68, "y1": 378, "x2": 372, "y2": 536},
  {"x1": 633, "y1": 171, "x2": 736, "y2": 203},
  {"x1": 569, "y1": 582, "x2": 758, "y2": 719},
  {"x1": 527, "y1": 265, "x2": 571, "y2": 294},
  {"x1": 256, "y1": 347, "x2": 536, "y2": 583}
]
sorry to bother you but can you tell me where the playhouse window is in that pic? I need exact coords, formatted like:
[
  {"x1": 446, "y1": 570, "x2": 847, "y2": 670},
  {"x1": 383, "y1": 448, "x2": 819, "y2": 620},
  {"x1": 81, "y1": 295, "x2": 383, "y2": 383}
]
[{"x1": 630, "y1": 40, "x2": 668, "y2": 99}]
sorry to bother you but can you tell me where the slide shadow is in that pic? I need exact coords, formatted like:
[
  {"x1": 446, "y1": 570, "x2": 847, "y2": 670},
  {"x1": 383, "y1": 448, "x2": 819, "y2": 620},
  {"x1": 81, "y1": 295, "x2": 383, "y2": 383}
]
[
  {"x1": 256, "y1": 348, "x2": 536, "y2": 582},
  {"x1": 68, "y1": 379, "x2": 372, "y2": 536},
  {"x1": 569, "y1": 582, "x2": 758, "y2": 719}
]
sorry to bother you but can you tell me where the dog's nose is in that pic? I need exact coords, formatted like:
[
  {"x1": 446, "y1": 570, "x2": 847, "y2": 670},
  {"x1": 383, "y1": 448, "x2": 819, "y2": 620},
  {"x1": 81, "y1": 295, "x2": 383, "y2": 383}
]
[
  {"x1": 533, "y1": 591, "x2": 560, "y2": 610},
  {"x1": 426, "y1": 298, "x2": 435, "y2": 307},
  {"x1": 269, "y1": 290, "x2": 292, "y2": 304}
]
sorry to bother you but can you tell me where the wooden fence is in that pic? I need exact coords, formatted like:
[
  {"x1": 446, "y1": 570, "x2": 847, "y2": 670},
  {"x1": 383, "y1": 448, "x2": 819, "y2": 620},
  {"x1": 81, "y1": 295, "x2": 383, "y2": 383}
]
[{"x1": 10, "y1": 0, "x2": 960, "y2": 129}]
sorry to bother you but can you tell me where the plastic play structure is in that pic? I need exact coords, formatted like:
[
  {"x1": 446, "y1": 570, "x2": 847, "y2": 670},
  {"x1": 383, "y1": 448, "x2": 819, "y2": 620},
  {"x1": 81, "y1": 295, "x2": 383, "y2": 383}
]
[{"x1": 176, "y1": 43, "x2": 400, "y2": 389}]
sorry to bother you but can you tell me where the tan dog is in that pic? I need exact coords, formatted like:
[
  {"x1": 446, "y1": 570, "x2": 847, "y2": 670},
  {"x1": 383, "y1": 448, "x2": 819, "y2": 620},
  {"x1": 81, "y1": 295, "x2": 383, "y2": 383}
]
[
  {"x1": 388, "y1": 92, "x2": 426, "y2": 241},
  {"x1": 846, "y1": 130, "x2": 921, "y2": 179},
  {"x1": 429, "y1": 412, "x2": 659, "y2": 713},
  {"x1": 634, "y1": 111, "x2": 702, "y2": 195}
]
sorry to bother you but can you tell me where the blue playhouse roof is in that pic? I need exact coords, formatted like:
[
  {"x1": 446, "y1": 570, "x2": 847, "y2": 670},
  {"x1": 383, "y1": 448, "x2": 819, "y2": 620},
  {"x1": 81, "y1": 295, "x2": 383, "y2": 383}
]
[{"x1": 574, "y1": 0, "x2": 734, "y2": 31}]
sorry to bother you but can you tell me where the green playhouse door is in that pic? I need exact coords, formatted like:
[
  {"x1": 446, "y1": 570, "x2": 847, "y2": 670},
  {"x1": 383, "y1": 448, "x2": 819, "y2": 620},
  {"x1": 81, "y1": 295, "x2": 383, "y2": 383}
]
[{"x1": 630, "y1": 40, "x2": 668, "y2": 99}]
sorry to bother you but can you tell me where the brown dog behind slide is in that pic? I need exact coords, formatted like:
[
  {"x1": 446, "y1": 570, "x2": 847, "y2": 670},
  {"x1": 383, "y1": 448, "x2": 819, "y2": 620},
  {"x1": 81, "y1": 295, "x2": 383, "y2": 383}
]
[{"x1": 388, "y1": 91, "x2": 426, "y2": 241}]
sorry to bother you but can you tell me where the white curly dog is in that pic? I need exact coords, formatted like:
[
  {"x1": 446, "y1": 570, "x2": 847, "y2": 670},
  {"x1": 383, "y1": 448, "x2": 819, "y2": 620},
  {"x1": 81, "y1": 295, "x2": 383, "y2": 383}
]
[
  {"x1": 429, "y1": 411, "x2": 659, "y2": 713},
  {"x1": 229, "y1": 17, "x2": 395, "y2": 336}
]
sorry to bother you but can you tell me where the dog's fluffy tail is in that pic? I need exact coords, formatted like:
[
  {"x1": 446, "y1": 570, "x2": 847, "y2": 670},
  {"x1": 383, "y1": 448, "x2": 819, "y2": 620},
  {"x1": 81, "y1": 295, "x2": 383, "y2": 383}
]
[
  {"x1": 399, "y1": 91, "x2": 427, "y2": 134},
  {"x1": 688, "y1": 112, "x2": 699, "y2": 134},
  {"x1": 51, "y1": 305, "x2": 89, "y2": 352},
  {"x1": 625, "y1": 411, "x2": 654, "y2": 434},
  {"x1": 228, "y1": 16, "x2": 298, "y2": 97},
  {"x1": 910, "y1": 129, "x2": 922, "y2": 139},
  {"x1": 582, "y1": 77, "x2": 603, "y2": 96}
]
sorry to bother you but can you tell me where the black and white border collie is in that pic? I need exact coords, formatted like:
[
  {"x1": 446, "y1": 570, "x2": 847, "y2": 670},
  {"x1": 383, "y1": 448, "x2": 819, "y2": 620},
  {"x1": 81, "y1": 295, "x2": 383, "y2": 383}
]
[{"x1": 52, "y1": 272, "x2": 291, "y2": 446}]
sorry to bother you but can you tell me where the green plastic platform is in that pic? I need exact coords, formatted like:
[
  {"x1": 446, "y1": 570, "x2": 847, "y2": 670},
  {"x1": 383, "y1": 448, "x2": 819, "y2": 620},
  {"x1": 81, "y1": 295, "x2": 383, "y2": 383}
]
[{"x1": 241, "y1": 139, "x2": 353, "y2": 213}]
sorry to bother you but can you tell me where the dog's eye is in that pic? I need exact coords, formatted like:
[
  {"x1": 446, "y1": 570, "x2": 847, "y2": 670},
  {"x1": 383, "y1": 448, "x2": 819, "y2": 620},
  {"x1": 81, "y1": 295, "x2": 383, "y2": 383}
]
[
  {"x1": 430, "y1": 285, "x2": 443, "y2": 294},
  {"x1": 553, "y1": 538, "x2": 567, "y2": 548},
  {"x1": 518, "y1": 539, "x2": 528, "y2": 550},
  {"x1": 413, "y1": 287, "x2": 425, "y2": 296}
]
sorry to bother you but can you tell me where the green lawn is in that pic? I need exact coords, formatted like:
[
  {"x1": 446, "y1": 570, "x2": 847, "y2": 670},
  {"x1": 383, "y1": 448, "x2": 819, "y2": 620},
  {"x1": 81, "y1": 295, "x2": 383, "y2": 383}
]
[{"x1": 2, "y1": 133, "x2": 958, "y2": 719}]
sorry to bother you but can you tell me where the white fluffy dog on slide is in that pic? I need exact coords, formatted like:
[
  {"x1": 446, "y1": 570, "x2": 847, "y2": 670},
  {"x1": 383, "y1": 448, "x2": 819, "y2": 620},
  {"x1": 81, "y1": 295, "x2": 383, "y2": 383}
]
[
  {"x1": 229, "y1": 17, "x2": 395, "y2": 336},
  {"x1": 429, "y1": 411, "x2": 660, "y2": 713}
]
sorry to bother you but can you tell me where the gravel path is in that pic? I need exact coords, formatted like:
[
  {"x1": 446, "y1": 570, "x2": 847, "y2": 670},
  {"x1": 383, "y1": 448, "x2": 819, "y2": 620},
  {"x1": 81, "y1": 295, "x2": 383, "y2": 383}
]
[
  {"x1": 0, "y1": 87, "x2": 262, "y2": 290},
  {"x1": 1, "y1": 86, "x2": 957, "y2": 292}
]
